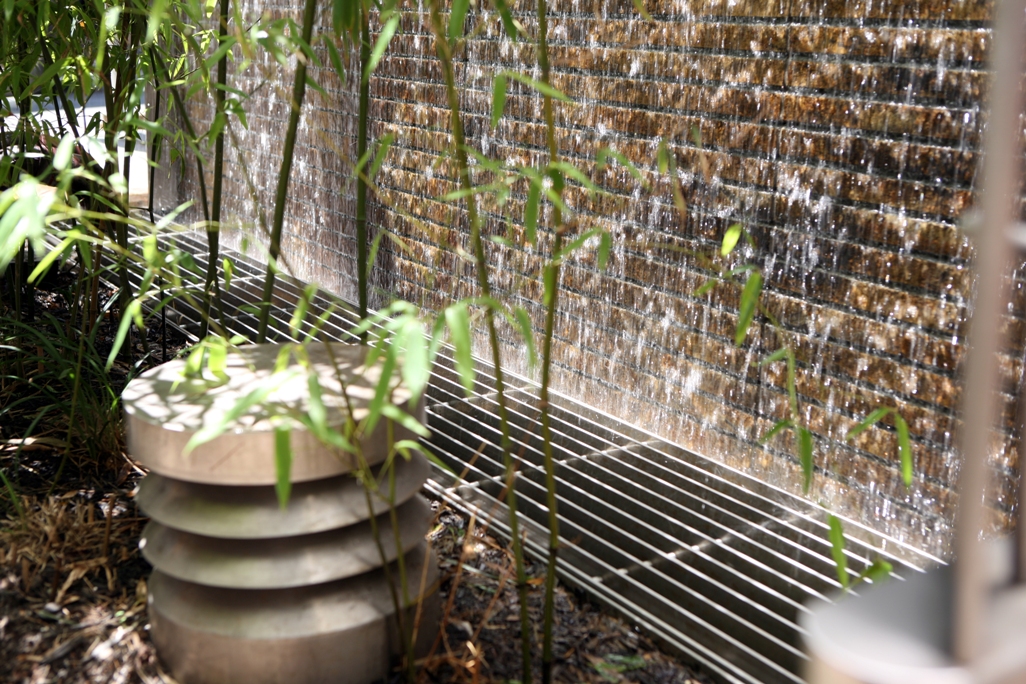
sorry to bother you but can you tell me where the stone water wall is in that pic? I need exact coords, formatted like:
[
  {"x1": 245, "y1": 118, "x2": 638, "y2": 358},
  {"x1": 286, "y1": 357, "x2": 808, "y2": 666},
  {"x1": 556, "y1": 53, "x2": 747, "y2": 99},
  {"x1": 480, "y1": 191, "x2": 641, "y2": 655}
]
[{"x1": 160, "y1": 0, "x2": 1017, "y2": 556}]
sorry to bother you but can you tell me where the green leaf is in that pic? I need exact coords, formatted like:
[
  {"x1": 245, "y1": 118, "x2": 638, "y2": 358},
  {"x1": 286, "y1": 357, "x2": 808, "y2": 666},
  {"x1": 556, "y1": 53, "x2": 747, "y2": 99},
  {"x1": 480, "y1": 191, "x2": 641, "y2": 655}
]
[
  {"x1": 449, "y1": 0, "x2": 470, "y2": 41},
  {"x1": 759, "y1": 347, "x2": 789, "y2": 367},
  {"x1": 513, "y1": 306, "x2": 536, "y2": 372},
  {"x1": 105, "y1": 301, "x2": 140, "y2": 370},
  {"x1": 207, "y1": 342, "x2": 228, "y2": 381},
  {"x1": 185, "y1": 377, "x2": 287, "y2": 452},
  {"x1": 333, "y1": 0, "x2": 356, "y2": 36},
  {"x1": 324, "y1": 36, "x2": 346, "y2": 84},
  {"x1": 596, "y1": 146, "x2": 647, "y2": 187},
  {"x1": 721, "y1": 223, "x2": 742, "y2": 256},
  {"x1": 307, "y1": 373, "x2": 327, "y2": 436},
  {"x1": 53, "y1": 134, "x2": 75, "y2": 172},
  {"x1": 845, "y1": 407, "x2": 893, "y2": 440},
  {"x1": 367, "y1": 133, "x2": 396, "y2": 182},
  {"x1": 760, "y1": 418, "x2": 791, "y2": 444},
  {"x1": 364, "y1": 15, "x2": 399, "y2": 82},
  {"x1": 657, "y1": 139, "x2": 670, "y2": 175},
  {"x1": 504, "y1": 71, "x2": 572, "y2": 102},
  {"x1": 223, "y1": 257, "x2": 234, "y2": 291},
  {"x1": 275, "y1": 426, "x2": 293, "y2": 509},
  {"x1": 797, "y1": 426, "x2": 814, "y2": 494},
  {"x1": 381, "y1": 403, "x2": 431, "y2": 438},
  {"x1": 401, "y1": 318, "x2": 430, "y2": 406},
  {"x1": 523, "y1": 179, "x2": 540, "y2": 244},
  {"x1": 827, "y1": 514, "x2": 849, "y2": 589},
  {"x1": 694, "y1": 278, "x2": 717, "y2": 297},
  {"x1": 857, "y1": 558, "x2": 893, "y2": 585},
  {"x1": 29, "y1": 238, "x2": 73, "y2": 284},
  {"x1": 491, "y1": 73, "x2": 507, "y2": 129},
  {"x1": 631, "y1": 0, "x2": 653, "y2": 20},
  {"x1": 597, "y1": 231, "x2": 612, "y2": 270},
  {"x1": 895, "y1": 414, "x2": 913, "y2": 487},
  {"x1": 445, "y1": 305, "x2": 475, "y2": 396},
  {"x1": 184, "y1": 345, "x2": 205, "y2": 378},
  {"x1": 417, "y1": 442, "x2": 456, "y2": 475},
  {"x1": 735, "y1": 271, "x2": 762, "y2": 346},
  {"x1": 492, "y1": 0, "x2": 519, "y2": 40}
]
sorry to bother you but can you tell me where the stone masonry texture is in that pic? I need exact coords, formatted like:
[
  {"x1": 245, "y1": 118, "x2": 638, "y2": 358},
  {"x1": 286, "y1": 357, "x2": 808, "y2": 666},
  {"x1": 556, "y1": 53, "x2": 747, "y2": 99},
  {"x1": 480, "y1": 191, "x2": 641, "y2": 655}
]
[{"x1": 159, "y1": 0, "x2": 1020, "y2": 557}]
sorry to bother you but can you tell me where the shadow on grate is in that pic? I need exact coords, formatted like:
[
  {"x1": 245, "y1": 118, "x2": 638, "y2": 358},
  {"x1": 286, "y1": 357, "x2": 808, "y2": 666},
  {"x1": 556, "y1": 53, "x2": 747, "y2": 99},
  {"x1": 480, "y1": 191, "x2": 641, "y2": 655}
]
[{"x1": 118, "y1": 229, "x2": 941, "y2": 684}]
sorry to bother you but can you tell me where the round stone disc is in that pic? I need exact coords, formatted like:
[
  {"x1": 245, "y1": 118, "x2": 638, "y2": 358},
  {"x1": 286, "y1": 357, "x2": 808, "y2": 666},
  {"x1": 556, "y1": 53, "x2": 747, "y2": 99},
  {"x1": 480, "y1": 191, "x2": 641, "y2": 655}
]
[
  {"x1": 122, "y1": 342, "x2": 427, "y2": 485},
  {"x1": 136, "y1": 452, "x2": 429, "y2": 539},
  {"x1": 140, "y1": 495, "x2": 432, "y2": 589},
  {"x1": 148, "y1": 544, "x2": 440, "y2": 684}
]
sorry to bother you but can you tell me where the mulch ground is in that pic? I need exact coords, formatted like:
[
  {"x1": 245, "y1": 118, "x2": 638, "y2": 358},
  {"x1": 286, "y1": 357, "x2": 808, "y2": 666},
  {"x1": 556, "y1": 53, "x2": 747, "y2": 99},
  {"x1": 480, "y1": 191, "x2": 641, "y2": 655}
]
[{"x1": 1, "y1": 278, "x2": 709, "y2": 684}]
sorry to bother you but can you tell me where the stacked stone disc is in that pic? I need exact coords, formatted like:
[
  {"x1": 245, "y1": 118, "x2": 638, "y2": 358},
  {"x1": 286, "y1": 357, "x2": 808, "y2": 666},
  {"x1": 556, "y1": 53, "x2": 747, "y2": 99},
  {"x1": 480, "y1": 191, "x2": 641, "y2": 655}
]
[{"x1": 122, "y1": 343, "x2": 438, "y2": 684}]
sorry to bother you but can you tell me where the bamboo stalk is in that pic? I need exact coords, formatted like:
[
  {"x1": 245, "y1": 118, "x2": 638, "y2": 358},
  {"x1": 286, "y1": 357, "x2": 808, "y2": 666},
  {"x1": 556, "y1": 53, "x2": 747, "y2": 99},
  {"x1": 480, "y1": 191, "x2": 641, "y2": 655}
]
[
  {"x1": 201, "y1": 0, "x2": 231, "y2": 339},
  {"x1": 256, "y1": 0, "x2": 318, "y2": 343},
  {"x1": 356, "y1": 9, "x2": 371, "y2": 324},
  {"x1": 425, "y1": 3, "x2": 534, "y2": 680},
  {"x1": 532, "y1": 0, "x2": 565, "y2": 679}
]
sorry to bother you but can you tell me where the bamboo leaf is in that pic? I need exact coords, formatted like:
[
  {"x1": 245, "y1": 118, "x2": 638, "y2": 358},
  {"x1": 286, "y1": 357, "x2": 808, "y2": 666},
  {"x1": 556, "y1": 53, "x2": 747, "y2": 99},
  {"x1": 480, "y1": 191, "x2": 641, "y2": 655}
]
[
  {"x1": 381, "y1": 403, "x2": 431, "y2": 437},
  {"x1": 513, "y1": 306, "x2": 536, "y2": 372},
  {"x1": 827, "y1": 515, "x2": 849, "y2": 589},
  {"x1": 657, "y1": 139, "x2": 670, "y2": 175},
  {"x1": 759, "y1": 347, "x2": 789, "y2": 367},
  {"x1": 324, "y1": 37, "x2": 346, "y2": 84},
  {"x1": 492, "y1": 0, "x2": 519, "y2": 39},
  {"x1": 694, "y1": 278, "x2": 717, "y2": 297},
  {"x1": 364, "y1": 15, "x2": 399, "y2": 82},
  {"x1": 105, "y1": 301, "x2": 140, "y2": 370},
  {"x1": 401, "y1": 318, "x2": 430, "y2": 406},
  {"x1": 735, "y1": 271, "x2": 762, "y2": 346},
  {"x1": 524, "y1": 179, "x2": 540, "y2": 244},
  {"x1": 857, "y1": 558, "x2": 893, "y2": 585},
  {"x1": 504, "y1": 71, "x2": 572, "y2": 102},
  {"x1": 596, "y1": 146, "x2": 647, "y2": 187},
  {"x1": 445, "y1": 305, "x2": 475, "y2": 396},
  {"x1": 491, "y1": 73, "x2": 507, "y2": 129},
  {"x1": 449, "y1": 0, "x2": 470, "y2": 41},
  {"x1": 416, "y1": 442, "x2": 456, "y2": 474},
  {"x1": 631, "y1": 0, "x2": 653, "y2": 20},
  {"x1": 597, "y1": 231, "x2": 612, "y2": 270},
  {"x1": 333, "y1": 0, "x2": 356, "y2": 36},
  {"x1": 53, "y1": 134, "x2": 75, "y2": 172},
  {"x1": 307, "y1": 373, "x2": 327, "y2": 437},
  {"x1": 29, "y1": 238, "x2": 73, "y2": 284},
  {"x1": 798, "y1": 426, "x2": 814, "y2": 494},
  {"x1": 207, "y1": 342, "x2": 228, "y2": 381},
  {"x1": 895, "y1": 414, "x2": 913, "y2": 487},
  {"x1": 760, "y1": 418, "x2": 791, "y2": 444},
  {"x1": 550, "y1": 161, "x2": 600, "y2": 193},
  {"x1": 223, "y1": 257, "x2": 234, "y2": 291},
  {"x1": 275, "y1": 426, "x2": 293, "y2": 508},
  {"x1": 845, "y1": 407, "x2": 893, "y2": 440},
  {"x1": 721, "y1": 223, "x2": 742, "y2": 256},
  {"x1": 367, "y1": 132, "x2": 396, "y2": 183}
]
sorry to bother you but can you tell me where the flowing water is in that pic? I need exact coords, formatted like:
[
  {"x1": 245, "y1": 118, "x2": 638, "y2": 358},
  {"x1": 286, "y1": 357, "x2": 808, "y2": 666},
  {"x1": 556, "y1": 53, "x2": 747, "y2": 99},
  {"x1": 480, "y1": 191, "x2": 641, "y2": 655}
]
[{"x1": 165, "y1": 0, "x2": 1007, "y2": 561}]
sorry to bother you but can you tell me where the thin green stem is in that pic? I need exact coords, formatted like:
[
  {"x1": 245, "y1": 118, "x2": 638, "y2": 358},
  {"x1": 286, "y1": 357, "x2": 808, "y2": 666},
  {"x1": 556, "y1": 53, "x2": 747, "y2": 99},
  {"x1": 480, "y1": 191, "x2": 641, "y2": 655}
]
[
  {"x1": 534, "y1": 0, "x2": 564, "y2": 678},
  {"x1": 426, "y1": 3, "x2": 533, "y2": 680},
  {"x1": 256, "y1": 0, "x2": 318, "y2": 343},
  {"x1": 356, "y1": 9, "x2": 371, "y2": 325},
  {"x1": 202, "y1": 0, "x2": 231, "y2": 339}
]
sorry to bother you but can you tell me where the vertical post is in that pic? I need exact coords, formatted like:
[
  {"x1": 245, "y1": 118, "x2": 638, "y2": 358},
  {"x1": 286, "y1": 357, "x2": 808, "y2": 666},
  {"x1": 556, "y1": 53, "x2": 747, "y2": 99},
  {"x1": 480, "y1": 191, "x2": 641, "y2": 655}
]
[{"x1": 953, "y1": 0, "x2": 1026, "y2": 663}]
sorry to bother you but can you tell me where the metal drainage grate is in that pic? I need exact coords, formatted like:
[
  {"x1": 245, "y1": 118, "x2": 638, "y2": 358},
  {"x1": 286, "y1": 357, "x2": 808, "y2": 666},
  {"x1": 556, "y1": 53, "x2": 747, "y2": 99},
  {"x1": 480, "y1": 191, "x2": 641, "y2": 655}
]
[{"x1": 121, "y1": 229, "x2": 941, "y2": 684}]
